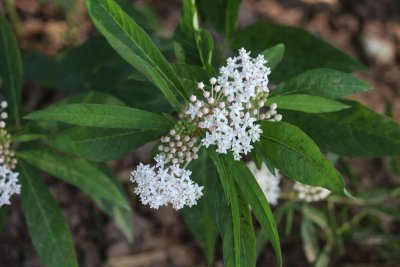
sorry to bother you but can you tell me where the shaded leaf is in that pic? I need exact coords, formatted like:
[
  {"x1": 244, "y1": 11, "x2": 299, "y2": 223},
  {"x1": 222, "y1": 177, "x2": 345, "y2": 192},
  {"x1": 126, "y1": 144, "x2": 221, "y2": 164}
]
[
  {"x1": 0, "y1": 14, "x2": 23, "y2": 125},
  {"x1": 226, "y1": 156, "x2": 282, "y2": 267},
  {"x1": 262, "y1": 44, "x2": 285, "y2": 71},
  {"x1": 259, "y1": 121, "x2": 345, "y2": 193},
  {"x1": 24, "y1": 103, "x2": 173, "y2": 130},
  {"x1": 197, "y1": 0, "x2": 242, "y2": 39},
  {"x1": 233, "y1": 23, "x2": 366, "y2": 82},
  {"x1": 267, "y1": 94, "x2": 350, "y2": 113},
  {"x1": 18, "y1": 161, "x2": 78, "y2": 267},
  {"x1": 173, "y1": 0, "x2": 214, "y2": 69},
  {"x1": 181, "y1": 151, "x2": 217, "y2": 266},
  {"x1": 17, "y1": 150, "x2": 129, "y2": 209},
  {"x1": 85, "y1": 0, "x2": 187, "y2": 110},
  {"x1": 273, "y1": 69, "x2": 371, "y2": 98},
  {"x1": 281, "y1": 100, "x2": 400, "y2": 157},
  {"x1": 49, "y1": 127, "x2": 161, "y2": 162}
]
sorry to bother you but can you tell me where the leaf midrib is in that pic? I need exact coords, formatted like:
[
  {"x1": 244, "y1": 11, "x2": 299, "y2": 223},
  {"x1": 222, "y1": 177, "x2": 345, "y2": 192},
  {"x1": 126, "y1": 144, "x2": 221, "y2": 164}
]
[
  {"x1": 21, "y1": 164, "x2": 71, "y2": 267},
  {"x1": 95, "y1": 0, "x2": 186, "y2": 102}
]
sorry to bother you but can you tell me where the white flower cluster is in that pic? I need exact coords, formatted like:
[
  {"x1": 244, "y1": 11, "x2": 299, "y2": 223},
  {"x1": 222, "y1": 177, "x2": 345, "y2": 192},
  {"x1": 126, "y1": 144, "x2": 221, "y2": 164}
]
[
  {"x1": 131, "y1": 155, "x2": 203, "y2": 210},
  {"x1": 0, "y1": 100, "x2": 20, "y2": 207},
  {"x1": 131, "y1": 48, "x2": 282, "y2": 210},
  {"x1": 293, "y1": 182, "x2": 331, "y2": 202},
  {"x1": 0, "y1": 165, "x2": 21, "y2": 207},
  {"x1": 247, "y1": 161, "x2": 281, "y2": 205},
  {"x1": 185, "y1": 48, "x2": 281, "y2": 160}
]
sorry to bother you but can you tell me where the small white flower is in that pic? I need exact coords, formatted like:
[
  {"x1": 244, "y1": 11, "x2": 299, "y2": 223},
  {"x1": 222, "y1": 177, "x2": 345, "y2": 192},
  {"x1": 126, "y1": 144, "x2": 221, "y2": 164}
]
[
  {"x1": 0, "y1": 101, "x2": 7, "y2": 109},
  {"x1": 197, "y1": 82, "x2": 205, "y2": 89},
  {"x1": 131, "y1": 155, "x2": 203, "y2": 210},
  {"x1": 293, "y1": 182, "x2": 331, "y2": 202},
  {"x1": 0, "y1": 165, "x2": 21, "y2": 207},
  {"x1": 247, "y1": 161, "x2": 281, "y2": 205}
]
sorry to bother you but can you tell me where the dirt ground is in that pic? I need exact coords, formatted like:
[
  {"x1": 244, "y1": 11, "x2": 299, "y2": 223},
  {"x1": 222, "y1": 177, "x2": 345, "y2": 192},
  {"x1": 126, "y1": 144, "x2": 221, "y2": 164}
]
[{"x1": 0, "y1": 0, "x2": 399, "y2": 266}]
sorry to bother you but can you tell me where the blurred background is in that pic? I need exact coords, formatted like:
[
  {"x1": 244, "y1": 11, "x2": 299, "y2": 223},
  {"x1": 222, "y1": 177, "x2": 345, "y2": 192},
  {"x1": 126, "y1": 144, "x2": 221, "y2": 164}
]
[{"x1": 0, "y1": 0, "x2": 399, "y2": 266}]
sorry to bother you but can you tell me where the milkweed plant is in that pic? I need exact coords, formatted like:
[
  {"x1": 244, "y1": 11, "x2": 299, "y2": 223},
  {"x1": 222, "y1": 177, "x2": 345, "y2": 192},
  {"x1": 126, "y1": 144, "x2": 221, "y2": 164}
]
[{"x1": 1, "y1": 0, "x2": 400, "y2": 266}]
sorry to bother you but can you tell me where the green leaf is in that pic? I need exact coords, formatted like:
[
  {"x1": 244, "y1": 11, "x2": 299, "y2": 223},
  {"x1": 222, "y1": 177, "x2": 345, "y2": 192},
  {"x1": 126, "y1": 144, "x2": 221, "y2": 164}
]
[
  {"x1": 209, "y1": 151, "x2": 241, "y2": 267},
  {"x1": 301, "y1": 218, "x2": 319, "y2": 264},
  {"x1": 49, "y1": 127, "x2": 161, "y2": 162},
  {"x1": 273, "y1": 69, "x2": 371, "y2": 98},
  {"x1": 214, "y1": 182, "x2": 242, "y2": 267},
  {"x1": 85, "y1": 0, "x2": 187, "y2": 110},
  {"x1": 267, "y1": 94, "x2": 350, "y2": 113},
  {"x1": 237, "y1": 190, "x2": 256, "y2": 267},
  {"x1": 23, "y1": 36, "x2": 132, "y2": 93},
  {"x1": 281, "y1": 100, "x2": 400, "y2": 157},
  {"x1": 197, "y1": 0, "x2": 242, "y2": 39},
  {"x1": 115, "y1": 0, "x2": 160, "y2": 33},
  {"x1": 24, "y1": 103, "x2": 173, "y2": 130},
  {"x1": 94, "y1": 164, "x2": 134, "y2": 241},
  {"x1": 314, "y1": 243, "x2": 333, "y2": 267},
  {"x1": 259, "y1": 121, "x2": 345, "y2": 193},
  {"x1": 17, "y1": 149, "x2": 129, "y2": 209},
  {"x1": 225, "y1": 156, "x2": 282, "y2": 267},
  {"x1": 173, "y1": 0, "x2": 214, "y2": 69},
  {"x1": 18, "y1": 161, "x2": 78, "y2": 267},
  {"x1": 61, "y1": 91, "x2": 126, "y2": 105},
  {"x1": 181, "y1": 151, "x2": 217, "y2": 266},
  {"x1": 262, "y1": 44, "x2": 285, "y2": 70},
  {"x1": 0, "y1": 14, "x2": 23, "y2": 125},
  {"x1": 233, "y1": 23, "x2": 367, "y2": 82}
]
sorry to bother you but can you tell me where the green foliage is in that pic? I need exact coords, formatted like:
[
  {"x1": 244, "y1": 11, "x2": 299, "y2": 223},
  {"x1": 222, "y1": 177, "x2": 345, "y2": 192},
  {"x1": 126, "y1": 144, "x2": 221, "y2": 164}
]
[
  {"x1": 258, "y1": 122, "x2": 345, "y2": 193},
  {"x1": 181, "y1": 151, "x2": 218, "y2": 266},
  {"x1": 209, "y1": 151, "x2": 281, "y2": 267},
  {"x1": 17, "y1": 149, "x2": 133, "y2": 240},
  {"x1": 273, "y1": 68, "x2": 372, "y2": 98},
  {"x1": 196, "y1": 0, "x2": 242, "y2": 40},
  {"x1": 234, "y1": 23, "x2": 367, "y2": 82},
  {"x1": 2, "y1": 1, "x2": 400, "y2": 266},
  {"x1": 261, "y1": 44, "x2": 285, "y2": 70},
  {"x1": 17, "y1": 149, "x2": 129, "y2": 209},
  {"x1": 49, "y1": 127, "x2": 161, "y2": 162},
  {"x1": 174, "y1": 0, "x2": 214, "y2": 69},
  {"x1": 24, "y1": 103, "x2": 173, "y2": 130},
  {"x1": 227, "y1": 156, "x2": 282, "y2": 266},
  {"x1": 0, "y1": 14, "x2": 23, "y2": 126},
  {"x1": 282, "y1": 101, "x2": 400, "y2": 157},
  {"x1": 267, "y1": 94, "x2": 350, "y2": 113},
  {"x1": 18, "y1": 161, "x2": 78, "y2": 267},
  {"x1": 85, "y1": 0, "x2": 187, "y2": 110}
]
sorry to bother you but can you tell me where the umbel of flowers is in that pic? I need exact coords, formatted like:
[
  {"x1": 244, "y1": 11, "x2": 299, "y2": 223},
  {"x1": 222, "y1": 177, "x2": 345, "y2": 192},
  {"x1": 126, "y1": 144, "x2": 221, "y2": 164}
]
[
  {"x1": 131, "y1": 48, "x2": 282, "y2": 210},
  {"x1": 0, "y1": 101, "x2": 21, "y2": 207}
]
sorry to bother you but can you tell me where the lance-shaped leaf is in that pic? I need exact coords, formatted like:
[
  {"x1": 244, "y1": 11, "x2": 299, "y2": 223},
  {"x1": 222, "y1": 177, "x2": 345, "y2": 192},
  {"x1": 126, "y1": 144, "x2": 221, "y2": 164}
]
[
  {"x1": 18, "y1": 161, "x2": 78, "y2": 267},
  {"x1": 17, "y1": 150, "x2": 129, "y2": 209},
  {"x1": 281, "y1": 100, "x2": 400, "y2": 157},
  {"x1": 209, "y1": 150, "x2": 241, "y2": 267},
  {"x1": 181, "y1": 151, "x2": 218, "y2": 266},
  {"x1": 174, "y1": 0, "x2": 214, "y2": 69},
  {"x1": 225, "y1": 156, "x2": 282, "y2": 267},
  {"x1": 24, "y1": 103, "x2": 173, "y2": 130},
  {"x1": 273, "y1": 69, "x2": 372, "y2": 98},
  {"x1": 234, "y1": 23, "x2": 367, "y2": 82},
  {"x1": 49, "y1": 127, "x2": 161, "y2": 162},
  {"x1": 262, "y1": 44, "x2": 285, "y2": 71},
  {"x1": 94, "y1": 164, "x2": 134, "y2": 241},
  {"x1": 0, "y1": 14, "x2": 23, "y2": 125},
  {"x1": 197, "y1": 0, "x2": 242, "y2": 40},
  {"x1": 259, "y1": 121, "x2": 345, "y2": 193},
  {"x1": 267, "y1": 94, "x2": 350, "y2": 113},
  {"x1": 85, "y1": 0, "x2": 187, "y2": 110}
]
